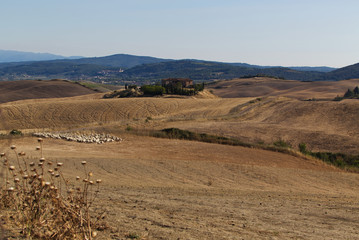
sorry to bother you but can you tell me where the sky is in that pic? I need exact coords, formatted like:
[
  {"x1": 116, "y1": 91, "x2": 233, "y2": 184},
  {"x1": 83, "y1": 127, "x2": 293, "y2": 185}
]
[{"x1": 1, "y1": 0, "x2": 359, "y2": 67}]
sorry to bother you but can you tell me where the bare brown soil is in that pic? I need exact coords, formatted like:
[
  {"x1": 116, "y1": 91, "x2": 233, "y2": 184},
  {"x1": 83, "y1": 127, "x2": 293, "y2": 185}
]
[
  {"x1": 1, "y1": 94, "x2": 358, "y2": 154},
  {"x1": 0, "y1": 79, "x2": 95, "y2": 103},
  {"x1": 1, "y1": 78, "x2": 359, "y2": 239},
  {"x1": 207, "y1": 77, "x2": 359, "y2": 100},
  {"x1": 1, "y1": 136, "x2": 358, "y2": 239}
]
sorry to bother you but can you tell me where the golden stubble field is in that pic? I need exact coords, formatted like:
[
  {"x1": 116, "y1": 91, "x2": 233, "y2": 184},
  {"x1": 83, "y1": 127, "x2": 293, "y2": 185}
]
[
  {"x1": 1, "y1": 91, "x2": 359, "y2": 154},
  {"x1": 1, "y1": 136, "x2": 359, "y2": 240},
  {"x1": 1, "y1": 79, "x2": 359, "y2": 239}
]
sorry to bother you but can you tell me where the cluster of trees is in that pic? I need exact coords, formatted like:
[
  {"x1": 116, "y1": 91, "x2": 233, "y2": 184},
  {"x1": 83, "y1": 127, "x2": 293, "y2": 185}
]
[
  {"x1": 163, "y1": 82, "x2": 204, "y2": 96},
  {"x1": 344, "y1": 86, "x2": 359, "y2": 98},
  {"x1": 139, "y1": 82, "x2": 205, "y2": 96},
  {"x1": 140, "y1": 85, "x2": 165, "y2": 96},
  {"x1": 334, "y1": 86, "x2": 359, "y2": 101},
  {"x1": 104, "y1": 81, "x2": 205, "y2": 98}
]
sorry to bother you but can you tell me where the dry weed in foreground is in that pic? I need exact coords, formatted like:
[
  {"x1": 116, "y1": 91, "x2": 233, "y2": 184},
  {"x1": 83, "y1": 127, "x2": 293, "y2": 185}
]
[{"x1": 0, "y1": 138, "x2": 102, "y2": 239}]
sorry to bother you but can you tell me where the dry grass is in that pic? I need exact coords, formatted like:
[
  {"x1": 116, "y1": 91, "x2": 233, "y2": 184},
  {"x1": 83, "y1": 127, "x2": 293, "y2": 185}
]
[
  {"x1": 1, "y1": 135, "x2": 359, "y2": 239},
  {"x1": 0, "y1": 79, "x2": 96, "y2": 104},
  {"x1": 0, "y1": 138, "x2": 102, "y2": 239},
  {"x1": 207, "y1": 77, "x2": 359, "y2": 99},
  {"x1": 1, "y1": 94, "x2": 358, "y2": 155},
  {"x1": 1, "y1": 78, "x2": 359, "y2": 239}
]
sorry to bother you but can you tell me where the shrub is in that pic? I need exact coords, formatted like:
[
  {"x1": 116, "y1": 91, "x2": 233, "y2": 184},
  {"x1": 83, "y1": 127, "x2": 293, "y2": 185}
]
[
  {"x1": 298, "y1": 143, "x2": 307, "y2": 154},
  {"x1": 273, "y1": 139, "x2": 291, "y2": 148},
  {"x1": 140, "y1": 85, "x2": 165, "y2": 96},
  {"x1": 126, "y1": 233, "x2": 140, "y2": 239},
  {"x1": 9, "y1": 129, "x2": 22, "y2": 136}
]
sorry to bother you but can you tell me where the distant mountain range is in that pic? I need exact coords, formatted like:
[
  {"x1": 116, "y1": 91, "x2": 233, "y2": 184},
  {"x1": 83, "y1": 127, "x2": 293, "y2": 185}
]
[
  {"x1": 0, "y1": 50, "x2": 358, "y2": 83},
  {"x1": 0, "y1": 50, "x2": 82, "y2": 63}
]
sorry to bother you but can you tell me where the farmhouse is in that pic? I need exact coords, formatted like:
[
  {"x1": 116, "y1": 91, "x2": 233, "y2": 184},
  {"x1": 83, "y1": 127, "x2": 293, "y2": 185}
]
[{"x1": 161, "y1": 78, "x2": 193, "y2": 88}]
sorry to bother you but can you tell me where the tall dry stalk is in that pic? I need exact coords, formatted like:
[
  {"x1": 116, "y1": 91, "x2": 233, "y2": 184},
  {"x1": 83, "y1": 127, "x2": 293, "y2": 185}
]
[{"x1": 0, "y1": 139, "x2": 102, "y2": 239}]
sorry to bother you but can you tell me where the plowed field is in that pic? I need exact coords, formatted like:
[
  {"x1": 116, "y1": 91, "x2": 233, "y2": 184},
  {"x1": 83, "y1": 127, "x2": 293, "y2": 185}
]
[{"x1": 1, "y1": 136, "x2": 358, "y2": 239}]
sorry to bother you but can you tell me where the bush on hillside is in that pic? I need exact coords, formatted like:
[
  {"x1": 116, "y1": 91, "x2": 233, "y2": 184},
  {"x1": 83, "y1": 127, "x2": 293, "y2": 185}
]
[
  {"x1": 140, "y1": 85, "x2": 165, "y2": 96},
  {"x1": 9, "y1": 129, "x2": 22, "y2": 136},
  {"x1": 335, "y1": 86, "x2": 359, "y2": 101}
]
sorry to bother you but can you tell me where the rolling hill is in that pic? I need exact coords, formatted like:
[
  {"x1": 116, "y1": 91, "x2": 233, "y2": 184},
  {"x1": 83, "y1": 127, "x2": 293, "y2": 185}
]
[
  {"x1": 2, "y1": 132, "x2": 359, "y2": 239},
  {"x1": 1, "y1": 52, "x2": 359, "y2": 83},
  {"x1": 0, "y1": 91, "x2": 358, "y2": 154},
  {"x1": 0, "y1": 79, "x2": 96, "y2": 103},
  {"x1": 0, "y1": 49, "x2": 81, "y2": 63},
  {"x1": 206, "y1": 77, "x2": 359, "y2": 99},
  {"x1": 0, "y1": 53, "x2": 343, "y2": 83},
  {"x1": 1, "y1": 76, "x2": 359, "y2": 239}
]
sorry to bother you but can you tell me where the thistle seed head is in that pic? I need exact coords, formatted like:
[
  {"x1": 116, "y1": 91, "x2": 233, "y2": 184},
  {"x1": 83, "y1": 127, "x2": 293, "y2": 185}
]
[
  {"x1": 88, "y1": 172, "x2": 93, "y2": 177},
  {"x1": 36, "y1": 146, "x2": 41, "y2": 150},
  {"x1": 37, "y1": 138, "x2": 43, "y2": 142},
  {"x1": 81, "y1": 161, "x2": 87, "y2": 165},
  {"x1": 0, "y1": 153, "x2": 5, "y2": 157},
  {"x1": 23, "y1": 174, "x2": 29, "y2": 179},
  {"x1": 39, "y1": 157, "x2": 45, "y2": 162},
  {"x1": 14, "y1": 177, "x2": 20, "y2": 183},
  {"x1": 29, "y1": 162, "x2": 35, "y2": 166},
  {"x1": 76, "y1": 176, "x2": 80, "y2": 180},
  {"x1": 10, "y1": 145, "x2": 16, "y2": 150},
  {"x1": 9, "y1": 165, "x2": 15, "y2": 171},
  {"x1": 8, "y1": 187, "x2": 14, "y2": 192},
  {"x1": 18, "y1": 151, "x2": 26, "y2": 156},
  {"x1": 96, "y1": 179, "x2": 102, "y2": 184},
  {"x1": 57, "y1": 162, "x2": 63, "y2": 167}
]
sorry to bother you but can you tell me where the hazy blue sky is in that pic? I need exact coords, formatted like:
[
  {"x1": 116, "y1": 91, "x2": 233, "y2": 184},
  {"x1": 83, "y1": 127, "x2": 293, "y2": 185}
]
[{"x1": 1, "y1": 0, "x2": 358, "y2": 67}]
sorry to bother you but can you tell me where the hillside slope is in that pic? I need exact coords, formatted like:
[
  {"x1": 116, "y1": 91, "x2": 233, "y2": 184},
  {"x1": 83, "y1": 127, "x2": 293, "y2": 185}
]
[
  {"x1": 1, "y1": 135, "x2": 358, "y2": 239},
  {"x1": 0, "y1": 79, "x2": 96, "y2": 103},
  {"x1": 207, "y1": 77, "x2": 359, "y2": 99},
  {"x1": 1, "y1": 95, "x2": 358, "y2": 154},
  {"x1": 0, "y1": 49, "x2": 80, "y2": 63}
]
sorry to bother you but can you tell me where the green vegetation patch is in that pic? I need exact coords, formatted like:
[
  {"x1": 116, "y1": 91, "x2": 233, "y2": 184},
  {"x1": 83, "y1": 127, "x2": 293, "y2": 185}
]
[
  {"x1": 154, "y1": 128, "x2": 252, "y2": 147},
  {"x1": 333, "y1": 86, "x2": 359, "y2": 101},
  {"x1": 298, "y1": 142, "x2": 359, "y2": 170}
]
